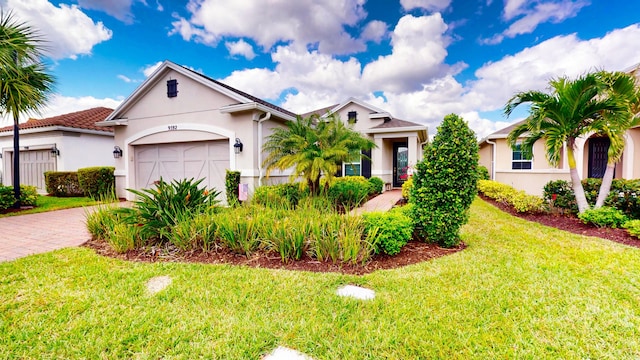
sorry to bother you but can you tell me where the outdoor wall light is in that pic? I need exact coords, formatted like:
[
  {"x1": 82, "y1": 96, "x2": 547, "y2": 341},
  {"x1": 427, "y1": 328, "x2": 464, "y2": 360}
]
[
  {"x1": 234, "y1": 138, "x2": 243, "y2": 154},
  {"x1": 113, "y1": 146, "x2": 123, "y2": 158},
  {"x1": 51, "y1": 145, "x2": 60, "y2": 157}
]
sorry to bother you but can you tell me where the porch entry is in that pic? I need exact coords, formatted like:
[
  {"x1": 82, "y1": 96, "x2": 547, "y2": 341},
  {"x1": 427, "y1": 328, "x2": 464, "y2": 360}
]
[
  {"x1": 588, "y1": 137, "x2": 610, "y2": 179},
  {"x1": 393, "y1": 142, "x2": 408, "y2": 188}
]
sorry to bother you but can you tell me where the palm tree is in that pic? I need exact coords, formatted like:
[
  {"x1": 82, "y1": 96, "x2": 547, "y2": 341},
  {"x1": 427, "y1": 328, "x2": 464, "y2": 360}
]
[
  {"x1": 262, "y1": 113, "x2": 375, "y2": 195},
  {"x1": 505, "y1": 73, "x2": 625, "y2": 213},
  {"x1": 0, "y1": 11, "x2": 54, "y2": 207},
  {"x1": 593, "y1": 71, "x2": 640, "y2": 208}
]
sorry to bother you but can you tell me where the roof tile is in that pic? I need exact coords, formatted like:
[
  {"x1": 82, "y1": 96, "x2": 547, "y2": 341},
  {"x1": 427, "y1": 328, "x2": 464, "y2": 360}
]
[{"x1": 0, "y1": 107, "x2": 114, "y2": 133}]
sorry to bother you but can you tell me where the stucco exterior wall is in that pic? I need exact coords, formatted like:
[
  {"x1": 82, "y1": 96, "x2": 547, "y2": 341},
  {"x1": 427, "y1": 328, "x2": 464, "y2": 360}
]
[{"x1": 495, "y1": 171, "x2": 571, "y2": 196}]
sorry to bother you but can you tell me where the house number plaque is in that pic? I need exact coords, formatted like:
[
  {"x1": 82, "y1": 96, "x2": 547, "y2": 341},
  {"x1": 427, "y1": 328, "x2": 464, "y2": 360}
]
[{"x1": 167, "y1": 125, "x2": 178, "y2": 131}]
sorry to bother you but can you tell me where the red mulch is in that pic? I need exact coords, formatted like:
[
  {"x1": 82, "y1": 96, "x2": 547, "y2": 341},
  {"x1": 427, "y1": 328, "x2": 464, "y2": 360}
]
[
  {"x1": 479, "y1": 194, "x2": 640, "y2": 248},
  {"x1": 83, "y1": 237, "x2": 465, "y2": 275}
]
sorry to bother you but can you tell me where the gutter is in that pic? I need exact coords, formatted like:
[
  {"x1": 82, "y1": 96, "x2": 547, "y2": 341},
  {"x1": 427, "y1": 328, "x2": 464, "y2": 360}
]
[
  {"x1": 485, "y1": 138, "x2": 497, "y2": 180},
  {"x1": 257, "y1": 112, "x2": 272, "y2": 186}
]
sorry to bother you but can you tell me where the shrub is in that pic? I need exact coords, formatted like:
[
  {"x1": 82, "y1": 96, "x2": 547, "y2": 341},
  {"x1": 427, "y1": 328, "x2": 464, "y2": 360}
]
[
  {"x1": 543, "y1": 180, "x2": 577, "y2": 212},
  {"x1": 411, "y1": 114, "x2": 479, "y2": 247},
  {"x1": 78, "y1": 167, "x2": 115, "y2": 200},
  {"x1": 225, "y1": 170, "x2": 241, "y2": 205},
  {"x1": 367, "y1": 177, "x2": 384, "y2": 196},
  {"x1": 604, "y1": 179, "x2": 640, "y2": 219},
  {"x1": 122, "y1": 178, "x2": 220, "y2": 242},
  {"x1": 19, "y1": 185, "x2": 38, "y2": 206},
  {"x1": 624, "y1": 219, "x2": 640, "y2": 238},
  {"x1": 85, "y1": 204, "x2": 121, "y2": 241},
  {"x1": 578, "y1": 206, "x2": 628, "y2": 228},
  {"x1": 401, "y1": 176, "x2": 413, "y2": 200},
  {"x1": 257, "y1": 209, "x2": 309, "y2": 262},
  {"x1": 0, "y1": 186, "x2": 15, "y2": 210},
  {"x1": 327, "y1": 176, "x2": 371, "y2": 210},
  {"x1": 362, "y1": 210, "x2": 413, "y2": 256},
  {"x1": 477, "y1": 165, "x2": 490, "y2": 180},
  {"x1": 252, "y1": 183, "x2": 308, "y2": 209},
  {"x1": 215, "y1": 207, "x2": 259, "y2": 256},
  {"x1": 479, "y1": 180, "x2": 546, "y2": 213},
  {"x1": 45, "y1": 171, "x2": 84, "y2": 197}
]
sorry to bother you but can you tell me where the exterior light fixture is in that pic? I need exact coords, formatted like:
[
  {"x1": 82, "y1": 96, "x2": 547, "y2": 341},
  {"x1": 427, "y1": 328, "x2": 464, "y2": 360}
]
[
  {"x1": 113, "y1": 146, "x2": 123, "y2": 158},
  {"x1": 234, "y1": 138, "x2": 243, "y2": 154},
  {"x1": 51, "y1": 145, "x2": 60, "y2": 157}
]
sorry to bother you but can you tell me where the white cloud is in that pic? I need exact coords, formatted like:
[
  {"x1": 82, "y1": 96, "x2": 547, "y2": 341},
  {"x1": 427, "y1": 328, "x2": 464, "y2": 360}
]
[
  {"x1": 4, "y1": 0, "x2": 112, "y2": 60},
  {"x1": 170, "y1": 0, "x2": 368, "y2": 55},
  {"x1": 485, "y1": 0, "x2": 589, "y2": 44},
  {"x1": 77, "y1": 0, "x2": 139, "y2": 24},
  {"x1": 222, "y1": 68, "x2": 286, "y2": 100},
  {"x1": 142, "y1": 61, "x2": 163, "y2": 77},
  {"x1": 362, "y1": 14, "x2": 458, "y2": 93},
  {"x1": 360, "y1": 20, "x2": 388, "y2": 43},
  {"x1": 117, "y1": 74, "x2": 133, "y2": 83},
  {"x1": 400, "y1": 0, "x2": 452, "y2": 11},
  {"x1": 225, "y1": 39, "x2": 256, "y2": 60}
]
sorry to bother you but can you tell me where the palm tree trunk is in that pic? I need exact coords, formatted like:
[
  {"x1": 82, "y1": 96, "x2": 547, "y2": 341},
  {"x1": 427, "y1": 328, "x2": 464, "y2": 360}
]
[
  {"x1": 12, "y1": 114, "x2": 20, "y2": 209},
  {"x1": 595, "y1": 163, "x2": 615, "y2": 208},
  {"x1": 567, "y1": 146, "x2": 589, "y2": 213}
]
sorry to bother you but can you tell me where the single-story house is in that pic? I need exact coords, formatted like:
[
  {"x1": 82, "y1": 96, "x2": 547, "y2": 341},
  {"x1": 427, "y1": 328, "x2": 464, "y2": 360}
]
[
  {"x1": 96, "y1": 60, "x2": 428, "y2": 201},
  {"x1": 0, "y1": 107, "x2": 115, "y2": 193},
  {"x1": 479, "y1": 64, "x2": 640, "y2": 196}
]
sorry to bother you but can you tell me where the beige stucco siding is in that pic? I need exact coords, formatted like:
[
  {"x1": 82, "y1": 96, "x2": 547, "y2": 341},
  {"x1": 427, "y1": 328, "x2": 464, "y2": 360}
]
[
  {"x1": 495, "y1": 171, "x2": 571, "y2": 196},
  {"x1": 333, "y1": 103, "x2": 385, "y2": 131},
  {"x1": 478, "y1": 143, "x2": 492, "y2": 173}
]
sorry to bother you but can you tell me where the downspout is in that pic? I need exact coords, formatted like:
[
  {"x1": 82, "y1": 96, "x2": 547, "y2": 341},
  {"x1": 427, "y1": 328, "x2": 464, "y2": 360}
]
[
  {"x1": 257, "y1": 111, "x2": 271, "y2": 186},
  {"x1": 486, "y1": 138, "x2": 497, "y2": 180}
]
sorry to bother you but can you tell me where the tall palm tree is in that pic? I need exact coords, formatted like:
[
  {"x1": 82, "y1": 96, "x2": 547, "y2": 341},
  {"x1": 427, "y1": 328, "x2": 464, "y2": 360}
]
[
  {"x1": 505, "y1": 73, "x2": 624, "y2": 213},
  {"x1": 262, "y1": 113, "x2": 375, "y2": 195},
  {"x1": 0, "y1": 11, "x2": 54, "y2": 207},
  {"x1": 593, "y1": 71, "x2": 640, "y2": 208}
]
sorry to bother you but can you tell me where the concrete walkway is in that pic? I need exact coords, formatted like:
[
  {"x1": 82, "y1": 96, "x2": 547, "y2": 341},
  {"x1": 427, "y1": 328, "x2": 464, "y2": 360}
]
[
  {"x1": 0, "y1": 206, "x2": 93, "y2": 262},
  {"x1": 351, "y1": 189, "x2": 403, "y2": 215}
]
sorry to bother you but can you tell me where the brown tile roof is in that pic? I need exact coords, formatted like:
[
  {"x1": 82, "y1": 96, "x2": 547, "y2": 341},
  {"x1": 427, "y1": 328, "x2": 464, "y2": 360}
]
[
  {"x1": 180, "y1": 65, "x2": 298, "y2": 118},
  {"x1": 0, "y1": 107, "x2": 114, "y2": 133},
  {"x1": 370, "y1": 118, "x2": 425, "y2": 129}
]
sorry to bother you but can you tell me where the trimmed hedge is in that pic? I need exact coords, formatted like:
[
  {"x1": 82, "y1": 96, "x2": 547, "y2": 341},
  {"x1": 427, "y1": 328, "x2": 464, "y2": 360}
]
[
  {"x1": 478, "y1": 180, "x2": 546, "y2": 213},
  {"x1": 0, "y1": 185, "x2": 38, "y2": 210},
  {"x1": 367, "y1": 177, "x2": 384, "y2": 196},
  {"x1": 578, "y1": 206, "x2": 628, "y2": 228},
  {"x1": 252, "y1": 183, "x2": 309, "y2": 209},
  {"x1": 78, "y1": 167, "x2": 115, "y2": 200},
  {"x1": 45, "y1": 171, "x2": 84, "y2": 197},
  {"x1": 362, "y1": 208, "x2": 413, "y2": 256},
  {"x1": 327, "y1": 176, "x2": 372, "y2": 210}
]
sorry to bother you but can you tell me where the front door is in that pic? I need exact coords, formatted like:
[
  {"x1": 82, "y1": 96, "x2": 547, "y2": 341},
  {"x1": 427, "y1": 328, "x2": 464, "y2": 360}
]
[
  {"x1": 393, "y1": 142, "x2": 408, "y2": 188},
  {"x1": 588, "y1": 137, "x2": 610, "y2": 179}
]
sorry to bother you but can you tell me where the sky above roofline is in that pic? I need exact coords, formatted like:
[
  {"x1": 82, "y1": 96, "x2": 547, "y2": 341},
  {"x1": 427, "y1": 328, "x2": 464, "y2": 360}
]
[{"x1": 1, "y1": 0, "x2": 639, "y2": 138}]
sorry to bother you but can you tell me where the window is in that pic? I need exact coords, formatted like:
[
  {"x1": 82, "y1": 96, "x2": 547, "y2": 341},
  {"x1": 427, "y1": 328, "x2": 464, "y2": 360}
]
[
  {"x1": 512, "y1": 143, "x2": 532, "y2": 170},
  {"x1": 344, "y1": 161, "x2": 361, "y2": 176},
  {"x1": 167, "y1": 79, "x2": 178, "y2": 98},
  {"x1": 347, "y1": 111, "x2": 357, "y2": 123}
]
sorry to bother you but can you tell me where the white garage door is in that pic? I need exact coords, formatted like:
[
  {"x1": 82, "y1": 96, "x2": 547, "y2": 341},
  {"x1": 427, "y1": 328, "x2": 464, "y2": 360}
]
[
  {"x1": 17, "y1": 150, "x2": 57, "y2": 193},
  {"x1": 134, "y1": 140, "x2": 229, "y2": 199}
]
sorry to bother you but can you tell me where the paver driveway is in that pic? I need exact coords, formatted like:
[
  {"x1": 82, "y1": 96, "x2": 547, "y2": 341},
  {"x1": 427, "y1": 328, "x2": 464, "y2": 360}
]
[{"x1": 0, "y1": 207, "x2": 92, "y2": 262}]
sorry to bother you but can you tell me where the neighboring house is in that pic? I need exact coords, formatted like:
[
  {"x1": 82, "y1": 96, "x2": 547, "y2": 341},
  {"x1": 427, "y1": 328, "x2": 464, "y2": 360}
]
[
  {"x1": 479, "y1": 122, "x2": 640, "y2": 197},
  {"x1": 479, "y1": 63, "x2": 640, "y2": 196},
  {"x1": 0, "y1": 107, "x2": 115, "y2": 193},
  {"x1": 97, "y1": 60, "x2": 428, "y2": 201}
]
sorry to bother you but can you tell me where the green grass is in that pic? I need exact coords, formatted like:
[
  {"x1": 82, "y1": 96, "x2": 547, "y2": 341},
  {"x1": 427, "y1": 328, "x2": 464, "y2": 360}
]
[
  {"x1": 2, "y1": 198, "x2": 640, "y2": 358},
  {"x1": 0, "y1": 195, "x2": 100, "y2": 218}
]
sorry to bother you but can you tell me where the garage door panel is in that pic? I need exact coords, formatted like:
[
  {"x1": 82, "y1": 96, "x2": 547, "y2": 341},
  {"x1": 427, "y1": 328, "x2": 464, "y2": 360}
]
[
  {"x1": 17, "y1": 149, "x2": 56, "y2": 193},
  {"x1": 135, "y1": 140, "x2": 229, "y2": 201}
]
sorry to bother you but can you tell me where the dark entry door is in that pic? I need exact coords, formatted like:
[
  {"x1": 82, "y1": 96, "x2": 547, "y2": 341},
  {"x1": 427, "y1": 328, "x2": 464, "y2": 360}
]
[
  {"x1": 588, "y1": 137, "x2": 610, "y2": 178},
  {"x1": 393, "y1": 142, "x2": 408, "y2": 188}
]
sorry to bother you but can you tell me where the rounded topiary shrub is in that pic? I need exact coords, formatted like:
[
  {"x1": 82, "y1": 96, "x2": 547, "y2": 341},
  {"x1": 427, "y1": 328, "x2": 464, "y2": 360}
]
[
  {"x1": 367, "y1": 177, "x2": 384, "y2": 196},
  {"x1": 411, "y1": 113, "x2": 479, "y2": 248}
]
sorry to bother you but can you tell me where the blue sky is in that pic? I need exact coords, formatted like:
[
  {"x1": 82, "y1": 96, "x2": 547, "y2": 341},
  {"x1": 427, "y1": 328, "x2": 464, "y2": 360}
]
[{"x1": 3, "y1": 0, "x2": 640, "y2": 137}]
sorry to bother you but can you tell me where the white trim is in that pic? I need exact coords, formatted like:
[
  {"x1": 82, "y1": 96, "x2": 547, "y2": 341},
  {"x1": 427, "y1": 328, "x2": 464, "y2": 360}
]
[
  {"x1": 343, "y1": 159, "x2": 362, "y2": 176},
  {"x1": 373, "y1": 131, "x2": 424, "y2": 139},
  {"x1": 322, "y1": 97, "x2": 390, "y2": 119},
  {"x1": 368, "y1": 126, "x2": 427, "y2": 134},
  {"x1": 369, "y1": 112, "x2": 391, "y2": 119},
  {"x1": 623, "y1": 132, "x2": 634, "y2": 179},
  {"x1": 219, "y1": 102, "x2": 295, "y2": 121}
]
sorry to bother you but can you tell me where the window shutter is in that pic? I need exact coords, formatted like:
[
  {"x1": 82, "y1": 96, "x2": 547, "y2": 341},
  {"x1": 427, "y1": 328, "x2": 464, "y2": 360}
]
[
  {"x1": 361, "y1": 149, "x2": 371, "y2": 178},
  {"x1": 335, "y1": 162, "x2": 343, "y2": 177}
]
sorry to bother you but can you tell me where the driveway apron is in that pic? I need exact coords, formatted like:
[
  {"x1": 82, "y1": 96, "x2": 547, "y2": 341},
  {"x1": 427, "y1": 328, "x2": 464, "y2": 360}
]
[{"x1": 0, "y1": 207, "x2": 91, "y2": 262}]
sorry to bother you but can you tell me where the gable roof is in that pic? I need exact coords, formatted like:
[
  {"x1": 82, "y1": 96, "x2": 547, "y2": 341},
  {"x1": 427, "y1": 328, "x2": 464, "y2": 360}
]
[
  {"x1": 321, "y1": 97, "x2": 391, "y2": 119},
  {"x1": 100, "y1": 60, "x2": 296, "y2": 125},
  {"x1": 0, "y1": 107, "x2": 114, "y2": 134},
  {"x1": 370, "y1": 118, "x2": 425, "y2": 129}
]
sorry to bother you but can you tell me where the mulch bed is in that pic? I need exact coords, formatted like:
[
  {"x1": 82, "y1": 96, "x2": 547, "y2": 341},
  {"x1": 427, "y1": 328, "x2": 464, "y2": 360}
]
[
  {"x1": 82, "y1": 197, "x2": 640, "y2": 275},
  {"x1": 479, "y1": 194, "x2": 640, "y2": 248}
]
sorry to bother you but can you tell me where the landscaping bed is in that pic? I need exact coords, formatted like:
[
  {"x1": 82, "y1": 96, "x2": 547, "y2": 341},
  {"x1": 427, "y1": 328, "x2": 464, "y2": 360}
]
[
  {"x1": 479, "y1": 194, "x2": 640, "y2": 247},
  {"x1": 83, "y1": 236, "x2": 465, "y2": 275}
]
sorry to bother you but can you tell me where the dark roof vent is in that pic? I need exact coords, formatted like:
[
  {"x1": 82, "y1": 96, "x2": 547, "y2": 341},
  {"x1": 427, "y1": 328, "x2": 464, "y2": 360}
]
[
  {"x1": 383, "y1": 117, "x2": 391, "y2": 123},
  {"x1": 167, "y1": 79, "x2": 178, "y2": 98}
]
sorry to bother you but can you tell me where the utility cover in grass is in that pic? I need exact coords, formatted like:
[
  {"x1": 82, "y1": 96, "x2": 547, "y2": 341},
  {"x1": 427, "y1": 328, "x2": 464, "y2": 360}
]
[
  {"x1": 336, "y1": 285, "x2": 375, "y2": 300},
  {"x1": 263, "y1": 346, "x2": 313, "y2": 360},
  {"x1": 146, "y1": 276, "x2": 172, "y2": 295}
]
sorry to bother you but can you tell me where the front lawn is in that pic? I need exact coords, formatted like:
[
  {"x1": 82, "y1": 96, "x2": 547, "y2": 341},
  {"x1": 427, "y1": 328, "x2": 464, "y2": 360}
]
[
  {"x1": 2, "y1": 198, "x2": 640, "y2": 358},
  {"x1": 0, "y1": 195, "x2": 100, "y2": 218}
]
